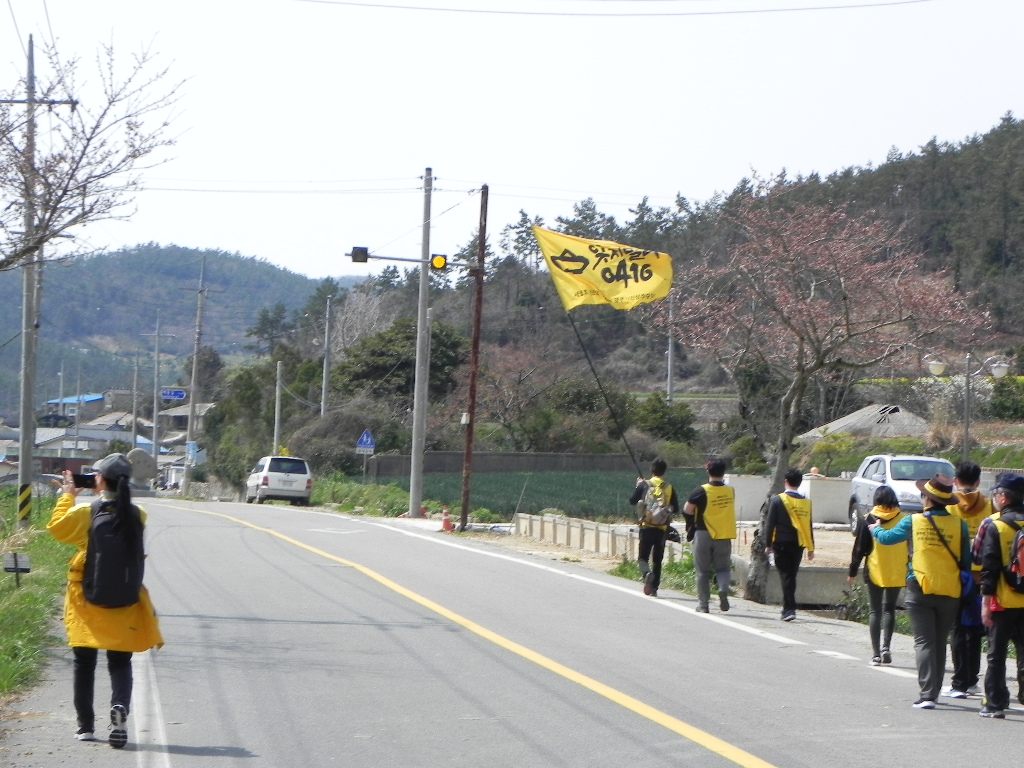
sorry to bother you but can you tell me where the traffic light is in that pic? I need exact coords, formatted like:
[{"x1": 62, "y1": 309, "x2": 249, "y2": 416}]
[
  {"x1": 430, "y1": 254, "x2": 448, "y2": 270},
  {"x1": 350, "y1": 247, "x2": 368, "y2": 263}
]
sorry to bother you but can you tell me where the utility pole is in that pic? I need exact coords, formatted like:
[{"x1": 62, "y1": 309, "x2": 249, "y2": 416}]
[
  {"x1": 408, "y1": 168, "x2": 433, "y2": 518},
  {"x1": 320, "y1": 295, "x2": 333, "y2": 418},
  {"x1": 73, "y1": 355, "x2": 83, "y2": 455},
  {"x1": 142, "y1": 314, "x2": 174, "y2": 483},
  {"x1": 182, "y1": 256, "x2": 209, "y2": 495},
  {"x1": 131, "y1": 350, "x2": 140, "y2": 451},
  {"x1": 6, "y1": 36, "x2": 73, "y2": 526},
  {"x1": 273, "y1": 361, "x2": 282, "y2": 455},
  {"x1": 56, "y1": 362, "x2": 64, "y2": 458},
  {"x1": 459, "y1": 185, "x2": 488, "y2": 532}
]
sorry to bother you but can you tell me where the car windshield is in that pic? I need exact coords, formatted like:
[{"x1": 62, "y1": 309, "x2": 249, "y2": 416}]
[
  {"x1": 889, "y1": 459, "x2": 954, "y2": 481},
  {"x1": 268, "y1": 458, "x2": 307, "y2": 474}
]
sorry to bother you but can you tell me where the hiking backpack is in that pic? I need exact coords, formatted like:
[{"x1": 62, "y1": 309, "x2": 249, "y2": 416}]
[
  {"x1": 642, "y1": 480, "x2": 672, "y2": 526},
  {"x1": 1004, "y1": 520, "x2": 1024, "y2": 594},
  {"x1": 82, "y1": 499, "x2": 145, "y2": 608}
]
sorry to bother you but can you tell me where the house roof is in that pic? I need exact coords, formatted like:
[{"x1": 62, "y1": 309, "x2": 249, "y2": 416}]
[
  {"x1": 83, "y1": 411, "x2": 154, "y2": 429},
  {"x1": 46, "y1": 394, "x2": 105, "y2": 405},
  {"x1": 157, "y1": 403, "x2": 216, "y2": 418},
  {"x1": 798, "y1": 404, "x2": 929, "y2": 441}
]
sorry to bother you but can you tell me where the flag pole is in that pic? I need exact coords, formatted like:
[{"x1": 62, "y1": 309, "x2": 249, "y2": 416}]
[{"x1": 564, "y1": 311, "x2": 643, "y2": 478}]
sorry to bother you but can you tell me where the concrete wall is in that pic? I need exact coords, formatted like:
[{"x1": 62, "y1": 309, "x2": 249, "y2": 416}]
[{"x1": 727, "y1": 474, "x2": 850, "y2": 526}]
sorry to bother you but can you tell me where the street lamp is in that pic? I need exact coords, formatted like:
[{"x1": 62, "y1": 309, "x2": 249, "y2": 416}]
[{"x1": 925, "y1": 352, "x2": 1011, "y2": 461}]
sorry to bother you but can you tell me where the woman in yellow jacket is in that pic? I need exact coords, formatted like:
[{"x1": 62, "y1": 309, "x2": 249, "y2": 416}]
[
  {"x1": 848, "y1": 485, "x2": 907, "y2": 666},
  {"x1": 47, "y1": 453, "x2": 163, "y2": 747}
]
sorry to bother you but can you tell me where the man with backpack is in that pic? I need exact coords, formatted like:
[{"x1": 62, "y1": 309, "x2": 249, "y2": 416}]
[
  {"x1": 683, "y1": 459, "x2": 736, "y2": 613},
  {"x1": 764, "y1": 468, "x2": 815, "y2": 621},
  {"x1": 630, "y1": 458, "x2": 678, "y2": 597},
  {"x1": 48, "y1": 453, "x2": 163, "y2": 747},
  {"x1": 978, "y1": 472, "x2": 1024, "y2": 719}
]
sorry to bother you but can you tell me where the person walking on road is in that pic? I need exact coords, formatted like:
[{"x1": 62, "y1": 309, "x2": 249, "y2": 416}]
[
  {"x1": 942, "y1": 461, "x2": 992, "y2": 699},
  {"x1": 47, "y1": 453, "x2": 164, "y2": 748},
  {"x1": 683, "y1": 459, "x2": 736, "y2": 613},
  {"x1": 977, "y1": 473, "x2": 1024, "y2": 719},
  {"x1": 630, "y1": 458, "x2": 678, "y2": 598},
  {"x1": 871, "y1": 473, "x2": 968, "y2": 710},
  {"x1": 764, "y1": 468, "x2": 815, "y2": 622},
  {"x1": 848, "y1": 485, "x2": 907, "y2": 666}
]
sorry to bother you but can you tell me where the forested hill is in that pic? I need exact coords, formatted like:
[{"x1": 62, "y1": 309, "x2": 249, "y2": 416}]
[
  {"x1": 774, "y1": 113, "x2": 1024, "y2": 331},
  {"x1": 0, "y1": 244, "x2": 352, "y2": 417}
]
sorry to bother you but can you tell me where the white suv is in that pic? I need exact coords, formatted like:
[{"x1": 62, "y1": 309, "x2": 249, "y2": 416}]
[
  {"x1": 245, "y1": 456, "x2": 313, "y2": 506},
  {"x1": 848, "y1": 454, "x2": 955, "y2": 533}
]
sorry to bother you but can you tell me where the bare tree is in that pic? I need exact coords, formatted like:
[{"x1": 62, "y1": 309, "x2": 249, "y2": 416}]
[
  {"x1": 0, "y1": 40, "x2": 180, "y2": 271},
  {"x1": 652, "y1": 180, "x2": 989, "y2": 601}
]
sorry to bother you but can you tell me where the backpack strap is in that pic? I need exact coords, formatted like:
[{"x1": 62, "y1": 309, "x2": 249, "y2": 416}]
[{"x1": 925, "y1": 512, "x2": 962, "y2": 570}]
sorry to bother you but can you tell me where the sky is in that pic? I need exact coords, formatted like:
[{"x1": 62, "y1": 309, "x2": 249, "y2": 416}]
[{"x1": 3, "y1": 0, "x2": 1023, "y2": 281}]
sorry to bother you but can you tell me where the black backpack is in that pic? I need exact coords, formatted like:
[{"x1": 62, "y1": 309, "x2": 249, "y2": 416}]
[{"x1": 82, "y1": 499, "x2": 145, "y2": 608}]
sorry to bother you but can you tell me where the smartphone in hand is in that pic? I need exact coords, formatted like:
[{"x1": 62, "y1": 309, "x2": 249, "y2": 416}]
[{"x1": 71, "y1": 473, "x2": 96, "y2": 489}]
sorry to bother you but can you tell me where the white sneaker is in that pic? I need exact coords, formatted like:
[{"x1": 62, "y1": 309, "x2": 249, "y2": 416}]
[
  {"x1": 913, "y1": 699, "x2": 936, "y2": 709},
  {"x1": 108, "y1": 705, "x2": 128, "y2": 749},
  {"x1": 941, "y1": 686, "x2": 968, "y2": 699},
  {"x1": 75, "y1": 729, "x2": 96, "y2": 741}
]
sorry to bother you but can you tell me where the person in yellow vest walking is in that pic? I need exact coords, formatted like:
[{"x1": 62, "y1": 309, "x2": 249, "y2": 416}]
[
  {"x1": 942, "y1": 461, "x2": 992, "y2": 699},
  {"x1": 978, "y1": 473, "x2": 1024, "y2": 719},
  {"x1": 871, "y1": 473, "x2": 969, "y2": 710},
  {"x1": 683, "y1": 459, "x2": 736, "y2": 613},
  {"x1": 764, "y1": 468, "x2": 815, "y2": 622},
  {"x1": 630, "y1": 458, "x2": 678, "y2": 598},
  {"x1": 848, "y1": 485, "x2": 907, "y2": 665}
]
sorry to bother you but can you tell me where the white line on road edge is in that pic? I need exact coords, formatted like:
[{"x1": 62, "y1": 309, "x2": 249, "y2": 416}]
[
  {"x1": 362, "y1": 517, "x2": 810, "y2": 646},
  {"x1": 814, "y1": 650, "x2": 860, "y2": 660},
  {"x1": 134, "y1": 649, "x2": 172, "y2": 768}
]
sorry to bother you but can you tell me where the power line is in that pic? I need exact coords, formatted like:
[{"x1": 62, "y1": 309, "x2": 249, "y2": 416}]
[{"x1": 294, "y1": 0, "x2": 932, "y2": 17}]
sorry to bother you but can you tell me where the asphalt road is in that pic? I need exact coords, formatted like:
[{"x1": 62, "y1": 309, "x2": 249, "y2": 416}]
[{"x1": 2, "y1": 499, "x2": 1022, "y2": 767}]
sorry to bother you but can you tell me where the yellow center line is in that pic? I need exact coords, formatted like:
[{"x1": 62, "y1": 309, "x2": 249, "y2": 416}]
[{"x1": 174, "y1": 505, "x2": 779, "y2": 768}]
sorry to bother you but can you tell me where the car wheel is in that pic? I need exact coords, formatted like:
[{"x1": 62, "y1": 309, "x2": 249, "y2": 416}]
[
  {"x1": 245, "y1": 495, "x2": 254, "y2": 504},
  {"x1": 256, "y1": 495, "x2": 265, "y2": 504},
  {"x1": 849, "y1": 503, "x2": 860, "y2": 536}
]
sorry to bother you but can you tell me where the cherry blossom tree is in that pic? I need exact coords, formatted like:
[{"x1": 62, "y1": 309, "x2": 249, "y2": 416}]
[
  {"x1": 652, "y1": 181, "x2": 989, "y2": 600},
  {"x1": 1, "y1": 41, "x2": 180, "y2": 271}
]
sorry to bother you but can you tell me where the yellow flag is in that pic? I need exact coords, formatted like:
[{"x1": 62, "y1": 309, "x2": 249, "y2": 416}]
[{"x1": 532, "y1": 227, "x2": 673, "y2": 311}]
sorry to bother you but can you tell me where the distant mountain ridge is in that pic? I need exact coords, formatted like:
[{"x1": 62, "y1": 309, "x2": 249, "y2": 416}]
[{"x1": 0, "y1": 243, "x2": 360, "y2": 417}]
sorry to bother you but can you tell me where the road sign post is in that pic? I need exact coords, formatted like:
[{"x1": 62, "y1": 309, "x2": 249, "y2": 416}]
[{"x1": 356, "y1": 430, "x2": 375, "y2": 483}]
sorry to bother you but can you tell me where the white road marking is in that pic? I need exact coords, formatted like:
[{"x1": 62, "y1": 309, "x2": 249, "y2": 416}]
[
  {"x1": 872, "y1": 666, "x2": 918, "y2": 679},
  {"x1": 134, "y1": 649, "x2": 172, "y2": 768},
  {"x1": 814, "y1": 650, "x2": 860, "y2": 660}
]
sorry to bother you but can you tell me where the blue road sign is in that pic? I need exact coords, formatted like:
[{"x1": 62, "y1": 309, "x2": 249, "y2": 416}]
[
  {"x1": 355, "y1": 429, "x2": 376, "y2": 455},
  {"x1": 161, "y1": 389, "x2": 187, "y2": 400}
]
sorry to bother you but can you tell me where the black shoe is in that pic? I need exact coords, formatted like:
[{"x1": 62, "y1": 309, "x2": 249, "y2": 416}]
[
  {"x1": 696, "y1": 603, "x2": 709, "y2": 613},
  {"x1": 108, "y1": 705, "x2": 128, "y2": 749},
  {"x1": 782, "y1": 611, "x2": 795, "y2": 622},
  {"x1": 643, "y1": 572, "x2": 655, "y2": 596},
  {"x1": 719, "y1": 593, "x2": 730, "y2": 612},
  {"x1": 979, "y1": 706, "x2": 1005, "y2": 719}
]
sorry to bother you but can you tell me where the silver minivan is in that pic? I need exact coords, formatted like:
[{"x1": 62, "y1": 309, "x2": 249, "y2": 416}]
[
  {"x1": 245, "y1": 456, "x2": 313, "y2": 506},
  {"x1": 848, "y1": 454, "x2": 955, "y2": 533}
]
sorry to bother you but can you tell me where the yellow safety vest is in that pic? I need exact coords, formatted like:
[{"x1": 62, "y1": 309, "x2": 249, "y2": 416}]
[
  {"x1": 702, "y1": 483, "x2": 736, "y2": 540},
  {"x1": 992, "y1": 519, "x2": 1024, "y2": 609},
  {"x1": 778, "y1": 493, "x2": 814, "y2": 551},
  {"x1": 911, "y1": 513, "x2": 962, "y2": 598},
  {"x1": 948, "y1": 494, "x2": 994, "y2": 573},
  {"x1": 867, "y1": 511, "x2": 909, "y2": 588}
]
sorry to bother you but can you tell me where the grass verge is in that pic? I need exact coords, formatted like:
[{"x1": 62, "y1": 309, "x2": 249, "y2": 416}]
[{"x1": 1, "y1": 490, "x2": 72, "y2": 698}]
